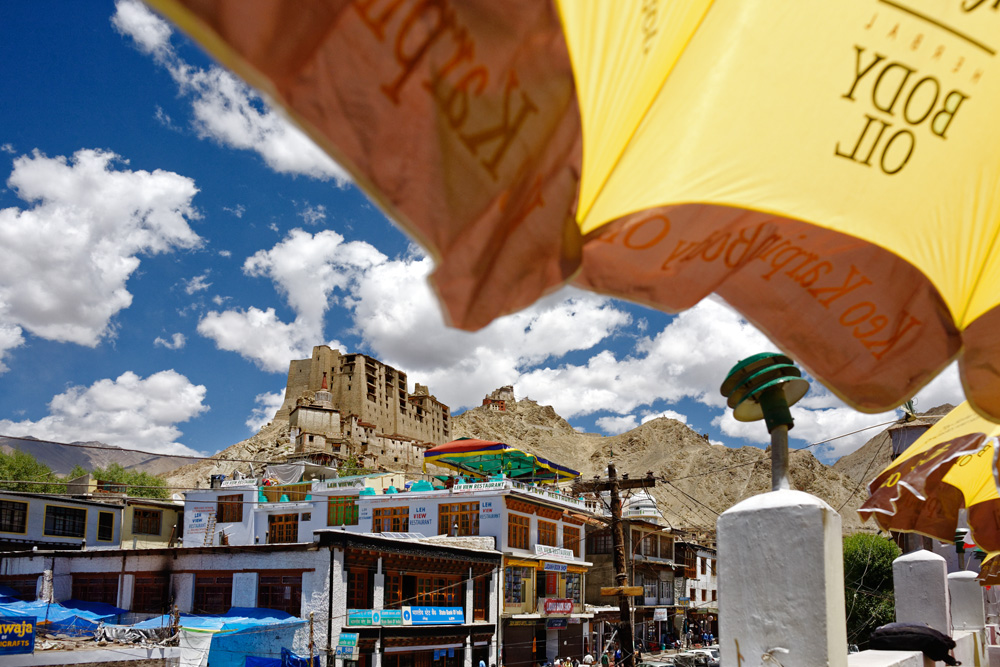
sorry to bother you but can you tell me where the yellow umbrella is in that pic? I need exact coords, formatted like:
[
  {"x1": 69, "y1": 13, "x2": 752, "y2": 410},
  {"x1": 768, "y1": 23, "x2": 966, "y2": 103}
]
[
  {"x1": 859, "y1": 402, "x2": 1000, "y2": 551},
  {"x1": 145, "y1": 0, "x2": 1000, "y2": 419}
]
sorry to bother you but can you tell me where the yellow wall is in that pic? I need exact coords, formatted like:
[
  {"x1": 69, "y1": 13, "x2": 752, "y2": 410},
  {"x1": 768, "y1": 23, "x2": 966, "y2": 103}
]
[{"x1": 121, "y1": 503, "x2": 183, "y2": 549}]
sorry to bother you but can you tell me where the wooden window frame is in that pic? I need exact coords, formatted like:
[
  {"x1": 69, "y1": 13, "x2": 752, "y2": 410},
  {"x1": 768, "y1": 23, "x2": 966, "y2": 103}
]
[
  {"x1": 268, "y1": 513, "x2": 299, "y2": 544},
  {"x1": 97, "y1": 511, "x2": 115, "y2": 541},
  {"x1": 537, "y1": 520, "x2": 557, "y2": 547},
  {"x1": 258, "y1": 572, "x2": 303, "y2": 616},
  {"x1": 194, "y1": 574, "x2": 232, "y2": 614},
  {"x1": 588, "y1": 530, "x2": 612, "y2": 555},
  {"x1": 218, "y1": 494, "x2": 243, "y2": 523},
  {"x1": 504, "y1": 566, "x2": 531, "y2": 604},
  {"x1": 44, "y1": 504, "x2": 87, "y2": 538},
  {"x1": 133, "y1": 509, "x2": 162, "y2": 536},
  {"x1": 384, "y1": 572, "x2": 402, "y2": 609},
  {"x1": 372, "y1": 506, "x2": 409, "y2": 533},
  {"x1": 0, "y1": 500, "x2": 28, "y2": 534},
  {"x1": 508, "y1": 514, "x2": 529, "y2": 550},
  {"x1": 563, "y1": 525, "x2": 580, "y2": 557},
  {"x1": 327, "y1": 497, "x2": 359, "y2": 526},
  {"x1": 416, "y1": 574, "x2": 460, "y2": 607},
  {"x1": 72, "y1": 573, "x2": 118, "y2": 605},
  {"x1": 473, "y1": 575, "x2": 487, "y2": 620},
  {"x1": 347, "y1": 567, "x2": 369, "y2": 610},
  {"x1": 0, "y1": 576, "x2": 36, "y2": 600},
  {"x1": 133, "y1": 573, "x2": 170, "y2": 614},
  {"x1": 438, "y1": 502, "x2": 479, "y2": 537}
]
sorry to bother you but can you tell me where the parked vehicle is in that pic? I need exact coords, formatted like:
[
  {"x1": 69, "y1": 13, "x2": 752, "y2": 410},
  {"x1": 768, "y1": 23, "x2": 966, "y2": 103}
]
[
  {"x1": 637, "y1": 660, "x2": 675, "y2": 667},
  {"x1": 685, "y1": 648, "x2": 719, "y2": 667},
  {"x1": 671, "y1": 653, "x2": 709, "y2": 667}
]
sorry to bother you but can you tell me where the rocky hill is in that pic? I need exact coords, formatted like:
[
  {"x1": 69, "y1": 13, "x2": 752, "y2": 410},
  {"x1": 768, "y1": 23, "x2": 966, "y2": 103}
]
[
  {"x1": 151, "y1": 390, "x2": 932, "y2": 534},
  {"x1": 451, "y1": 398, "x2": 876, "y2": 533}
]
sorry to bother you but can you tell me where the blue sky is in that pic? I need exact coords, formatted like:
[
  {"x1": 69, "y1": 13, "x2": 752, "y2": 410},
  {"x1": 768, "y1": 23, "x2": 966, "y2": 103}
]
[{"x1": 0, "y1": 1, "x2": 964, "y2": 464}]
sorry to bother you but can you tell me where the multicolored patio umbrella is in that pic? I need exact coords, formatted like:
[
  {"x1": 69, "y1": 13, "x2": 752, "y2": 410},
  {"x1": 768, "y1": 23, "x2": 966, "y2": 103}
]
[
  {"x1": 859, "y1": 402, "x2": 1000, "y2": 551},
  {"x1": 145, "y1": 0, "x2": 1000, "y2": 420},
  {"x1": 423, "y1": 438, "x2": 579, "y2": 483}
]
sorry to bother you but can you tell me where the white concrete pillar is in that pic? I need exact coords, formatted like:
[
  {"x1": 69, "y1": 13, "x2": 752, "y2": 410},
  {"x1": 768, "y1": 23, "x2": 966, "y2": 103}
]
[
  {"x1": 949, "y1": 571, "x2": 986, "y2": 632},
  {"x1": 232, "y1": 572, "x2": 258, "y2": 608},
  {"x1": 172, "y1": 573, "x2": 195, "y2": 613},
  {"x1": 465, "y1": 635, "x2": 473, "y2": 667},
  {"x1": 893, "y1": 549, "x2": 951, "y2": 635},
  {"x1": 466, "y1": 567, "x2": 474, "y2": 624},
  {"x1": 39, "y1": 570, "x2": 52, "y2": 602},
  {"x1": 373, "y1": 638, "x2": 382, "y2": 667},
  {"x1": 717, "y1": 489, "x2": 847, "y2": 667},
  {"x1": 120, "y1": 574, "x2": 134, "y2": 611},
  {"x1": 373, "y1": 557, "x2": 384, "y2": 609}
]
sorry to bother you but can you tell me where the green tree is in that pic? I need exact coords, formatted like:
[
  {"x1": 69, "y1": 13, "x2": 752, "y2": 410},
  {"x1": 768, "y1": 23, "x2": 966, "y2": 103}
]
[
  {"x1": 87, "y1": 463, "x2": 169, "y2": 499},
  {"x1": 844, "y1": 532, "x2": 900, "y2": 649},
  {"x1": 67, "y1": 464, "x2": 89, "y2": 480},
  {"x1": 0, "y1": 449, "x2": 65, "y2": 493}
]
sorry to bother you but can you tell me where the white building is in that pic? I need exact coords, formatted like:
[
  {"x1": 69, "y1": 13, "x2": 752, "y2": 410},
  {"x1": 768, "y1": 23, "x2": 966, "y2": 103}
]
[{"x1": 0, "y1": 492, "x2": 123, "y2": 552}]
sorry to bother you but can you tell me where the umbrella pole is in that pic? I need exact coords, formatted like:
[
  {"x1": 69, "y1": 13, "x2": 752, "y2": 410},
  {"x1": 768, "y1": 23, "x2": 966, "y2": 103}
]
[{"x1": 771, "y1": 424, "x2": 791, "y2": 492}]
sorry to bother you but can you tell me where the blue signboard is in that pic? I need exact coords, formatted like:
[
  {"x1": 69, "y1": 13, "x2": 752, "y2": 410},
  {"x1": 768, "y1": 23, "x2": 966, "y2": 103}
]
[
  {"x1": 546, "y1": 618, "x2": 568, "y2": 629},
  {"x1": 401, "y1": 606, "x2": 464, "y2": 625},
  {"x1": 0, "y1": 616, "x2": 34, "y2": 655}
]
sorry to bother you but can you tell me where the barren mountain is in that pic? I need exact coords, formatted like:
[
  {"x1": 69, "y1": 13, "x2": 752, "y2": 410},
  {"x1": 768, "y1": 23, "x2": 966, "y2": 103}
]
[
  {"x1": 452, "y1": 398, "x2": 877, "y2": 533},
  {"x1": 0, "y1": 435, "x2": 199, "y2": 477},
  {"x1": 152, "y1": 392, "x2": 919, "y2": 533}
]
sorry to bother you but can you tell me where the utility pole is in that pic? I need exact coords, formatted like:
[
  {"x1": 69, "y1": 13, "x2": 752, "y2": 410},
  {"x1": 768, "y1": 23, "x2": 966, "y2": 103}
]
[{"x1": 579, "y1": 462, "x2": 655, "y2": 667}]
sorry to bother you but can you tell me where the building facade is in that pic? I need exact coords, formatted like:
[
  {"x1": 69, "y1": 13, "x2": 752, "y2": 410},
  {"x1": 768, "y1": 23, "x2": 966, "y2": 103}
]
[
  {"x1": 0, "y1": 492, "x2": 123, "y2": 552},
  {"x1": 277, "y1": 346, "x2": 451, "y2": 447}
]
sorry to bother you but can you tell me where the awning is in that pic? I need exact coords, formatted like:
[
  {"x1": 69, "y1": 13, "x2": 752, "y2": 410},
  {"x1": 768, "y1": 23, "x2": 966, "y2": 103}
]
[{"x1": 423, "y1": 438, "x2": 578, "y2": 482}]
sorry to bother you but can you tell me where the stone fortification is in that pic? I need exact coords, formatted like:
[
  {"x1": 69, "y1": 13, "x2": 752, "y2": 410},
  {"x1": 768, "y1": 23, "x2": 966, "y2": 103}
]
[{"x1": 277, "y1": 346, "x2": 450, "y2": 445}]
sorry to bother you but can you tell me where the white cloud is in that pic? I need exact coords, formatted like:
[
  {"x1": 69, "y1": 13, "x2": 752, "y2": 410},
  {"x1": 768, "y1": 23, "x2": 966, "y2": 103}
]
[
  {"x1": 154, "y1": 105, "x2": 179, "y2": 131},
  {"x1": 223, "y1": 205, "x2": 244, "y2": 219},
  {"x1": 299, "y1": 204, "x2": 327, "y2": 225},
  {"x1": 199, "y1": 228, "x2": 385, "y2": 371},
  {"x1": 112, "y1": 0, "x2": 350, "y2": 183},
  {"x1": 184, "y1": 271, "x2": 212, "y2": 295},
  {"x1": 596, "y1": 415, "x2": 638, "y2": 435},
  {"x1": 0, "y1": 319, "x2": 25, "y2": 373},
  {"x1": 516, "y1": 298, "x2": 771, "y2": 419},
  {"x1": 246, "y1": 390, "x2": 285, "y2": 432},
  {"x1": 0, "y1": 370, "x2": 208, "y2": 456},
  {"x1": 0, "y1": 144, "x2": 14, "y2": 155},
  {"x1": 154, "y1": 332, "x2": 186, "y2": 350},
  {"x1": 0, "y1": 149, "x2": 201, "y2": 347},
  {"x1": 218, "y1": 250, "x2": 232, "y2": 258}
]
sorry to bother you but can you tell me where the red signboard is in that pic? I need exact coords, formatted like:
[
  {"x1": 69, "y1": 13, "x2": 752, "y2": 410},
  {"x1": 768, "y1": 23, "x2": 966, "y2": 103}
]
[{"x1": 543, "y1": 598, "x2": 573, "y2": 614}]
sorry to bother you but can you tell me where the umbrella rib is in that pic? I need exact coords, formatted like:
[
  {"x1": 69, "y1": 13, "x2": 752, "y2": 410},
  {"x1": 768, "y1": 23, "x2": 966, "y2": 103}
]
[{"x1": 959, "y1": 210, "x2": 1000, "y2": 328}]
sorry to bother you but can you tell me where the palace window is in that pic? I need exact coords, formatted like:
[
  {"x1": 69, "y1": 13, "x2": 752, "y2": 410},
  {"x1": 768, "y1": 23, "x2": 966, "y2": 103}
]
[
  {"x1": 504, "y1": 567, "x2": 532, "y2": 604},
  {"x1": 194, "y1": 574, "x2": 232, "y2": 614},
  {"x1": 439, "y1": 502, "x2": 479, "y2": 536},
  {"x1": 373, "y1": 506, "x2": 409, "y2": 532},
  {"x1": 97, "y1": 511, "x2": 114, "y2": 541},
  {"x1": 0, "y1": 500, "x2": 27, "y2": 533},
  {"x1": 508, "y1": 514, "x2": 530, "y2": 550},
  {"x1": 537, "y1": 520, "x2": 557, "y2": 547},
  {"x1": 133, "y1": 574, "x2": 170, "y2": 614},
  {"x1": 44, "y1": 505, "x2": 86, "y2": 538},
  {"x1": 218, "y1": 494, "x2": 243, "y2": 523},
  {"x1": 258, "y1": 572, "x2": 302, "y2": 616},
  {"x1": 133, "y1": 509, "x2": 162, "y2": 535},
  {"x1": 72, "y1": 573, "x2": 118, "y2": 605},
  {"x1": 563, "y1": 526, "x2": 580, "y2": 557},
  {"x1": 327, "y1": 497, "x2": 359, "y2": 526}
]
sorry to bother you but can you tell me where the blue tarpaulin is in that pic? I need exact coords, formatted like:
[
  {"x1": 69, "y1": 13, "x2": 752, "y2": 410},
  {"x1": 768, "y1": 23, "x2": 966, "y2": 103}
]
[
  {"x1": 0, "y1": 600, "x2": 118, "y2": 637},
  {"x1": 245, "y1": 657, "x2": 281, "y2": 667}
]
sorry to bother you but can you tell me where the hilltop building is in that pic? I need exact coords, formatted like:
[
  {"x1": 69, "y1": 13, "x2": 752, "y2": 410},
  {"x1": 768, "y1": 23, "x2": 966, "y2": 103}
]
[
  {"x1": 276, "y1": 346, "x2": 451, "y2": 469},
  {"x1": 482, "y1": 386, "x2": 515, "y2": 412}
]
